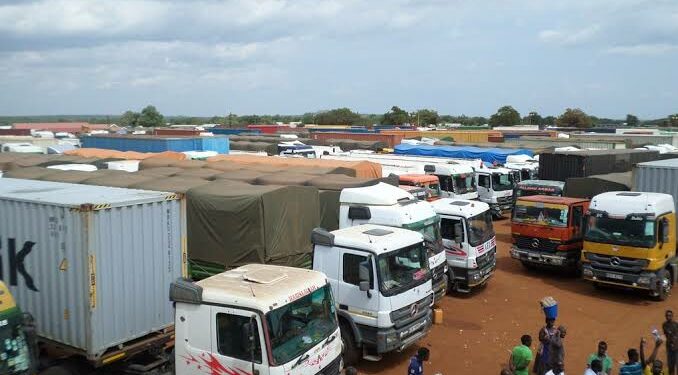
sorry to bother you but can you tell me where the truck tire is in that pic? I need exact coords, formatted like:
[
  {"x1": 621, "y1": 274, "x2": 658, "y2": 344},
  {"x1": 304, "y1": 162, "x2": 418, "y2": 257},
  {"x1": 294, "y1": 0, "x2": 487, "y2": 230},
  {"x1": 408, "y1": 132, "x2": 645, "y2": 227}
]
[
  {"x1": 340, "y1": 323, "x2": 360, "y2": 366},
  {"x1": 655, "y1": 269, "x2": 672, "y2": 301}
]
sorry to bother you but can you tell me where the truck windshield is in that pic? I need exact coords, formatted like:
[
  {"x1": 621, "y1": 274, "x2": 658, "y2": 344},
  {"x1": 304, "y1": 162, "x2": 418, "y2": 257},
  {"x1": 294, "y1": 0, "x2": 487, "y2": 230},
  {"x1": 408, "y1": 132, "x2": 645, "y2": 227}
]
[
  {"x1": 453, "y1": 174, "x2": 476, "y2": 194},
  {"x1": 403, "y1": 219, "x2": 442, "y2": 254},
  {"x1": 0, "y1": 311, "x2": 31, "y2": 375},
  {"x1": 377, "y1": 243, "x2": 430, "y2": 296},
  {"x1": 426, "y1": 183, "x2": 441, "y2": 199},
  {"x1": 265, "y1": 284, "x2": 338, "y2": 366},
  {"x1": 467, "y1": 211, "x2": 495, "y2": 246},
  {"x1": 492, "y1": 173, "x2": 513, "y2": 191},
  {"x1": 520, "y1": 170, "x2": 531, "y2": 181},
  {"x1": 585, "y1": 216, "x2": 656, "y2": 248},
  {"x1": 512, "y1": 203, "x2": 569, "y2": 227},
  {"x1": 509, "y1": 171, "x2": 521, "y2": 185}
]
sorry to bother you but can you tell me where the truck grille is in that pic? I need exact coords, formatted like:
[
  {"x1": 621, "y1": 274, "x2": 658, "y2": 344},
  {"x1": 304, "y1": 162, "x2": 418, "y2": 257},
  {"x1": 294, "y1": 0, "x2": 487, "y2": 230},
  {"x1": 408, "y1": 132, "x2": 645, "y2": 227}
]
[
  {"x1": 585, "y1": 253, "x2": 649, "y2": 274},
  {"x1": 389, "y1": 294, "x2": 433, "y2": 329},
  {"x1": 316, "y1": 355, "x2": 341, "y2": 375},
  {"x1": 514, "y1": 236, "x2": 559, "y2": 253},
  {"x1": 497, "y1": 196, "x2": 512, "y2": 205},
  {"x1": 476, "y1": 248, "x2": 496, "y2": 268}
]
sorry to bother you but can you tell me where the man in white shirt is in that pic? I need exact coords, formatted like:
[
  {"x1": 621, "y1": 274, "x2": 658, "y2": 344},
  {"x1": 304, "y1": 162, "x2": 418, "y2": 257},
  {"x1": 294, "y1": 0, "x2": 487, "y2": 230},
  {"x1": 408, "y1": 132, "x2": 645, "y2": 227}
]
[
  {"x1": 545, "y1": 360, "x2": 565, "y2": 375},
  {"x1": 585, "y1": 359, "x2": 603, "y2": 375}
]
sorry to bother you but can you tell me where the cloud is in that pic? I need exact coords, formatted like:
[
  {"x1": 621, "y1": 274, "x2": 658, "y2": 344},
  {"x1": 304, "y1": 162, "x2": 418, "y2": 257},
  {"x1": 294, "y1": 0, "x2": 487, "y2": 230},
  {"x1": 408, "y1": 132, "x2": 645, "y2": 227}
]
[
  {"x1": 605, "y1": 43, "x2": 678, "y2": 55},
  {"x1": 538, "y1": 25, "x2": 600, "y2": 46}
]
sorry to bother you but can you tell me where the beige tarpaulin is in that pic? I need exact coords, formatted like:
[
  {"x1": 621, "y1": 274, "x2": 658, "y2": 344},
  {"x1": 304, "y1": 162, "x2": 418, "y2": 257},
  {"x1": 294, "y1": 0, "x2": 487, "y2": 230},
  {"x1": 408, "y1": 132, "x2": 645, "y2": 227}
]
[
  {"x1": 65, "y1": 148, "x2": 187, "y2": 160},
  {"x1": 207, "y1": 154, "x2": 382, "y2": 178}
]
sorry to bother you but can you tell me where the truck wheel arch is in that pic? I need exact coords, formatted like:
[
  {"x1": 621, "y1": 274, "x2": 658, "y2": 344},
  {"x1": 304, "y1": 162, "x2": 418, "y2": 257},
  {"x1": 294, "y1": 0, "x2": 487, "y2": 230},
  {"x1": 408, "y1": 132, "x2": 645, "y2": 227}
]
[
  {"x1": 669, "y1": 262, "x2": 678, "y2": 285},
  {"x1": 337, "y1": 311, "x2": 363, "y2": 346}
]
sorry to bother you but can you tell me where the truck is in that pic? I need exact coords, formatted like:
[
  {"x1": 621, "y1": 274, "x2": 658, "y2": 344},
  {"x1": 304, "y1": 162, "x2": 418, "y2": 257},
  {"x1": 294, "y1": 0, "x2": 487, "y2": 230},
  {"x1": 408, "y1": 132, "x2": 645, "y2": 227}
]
[
  {"x1": 311, "y1": 224, "x2": 433, "y2": 365},
  {"x1": 339, "y1": 182, "x2": 448, "y2": 302},
  {"x1": 581, "y1": 191, "x2": 677, "y2": 300},
  {"x1": 510, "y1": 195, "x2": 589, "y2": 271},
  {"x1": 398, "y1": 174, "x2": 441, "y2": 201},
  {"x1": 504, "y1": 154, "x2": 539, "y2": 181},
  {"x1": 514, "y1": 180, "x2": 565, "y2": 198},
  {"x1": 171, "y1": 264, "x2": 343, "y2": 375},
  {"x1": 430, "y1": 199, "x2": 497, "y2": 292},
  {"x1": 0, "y1": 281, "x2": 33, "y2": 375}
]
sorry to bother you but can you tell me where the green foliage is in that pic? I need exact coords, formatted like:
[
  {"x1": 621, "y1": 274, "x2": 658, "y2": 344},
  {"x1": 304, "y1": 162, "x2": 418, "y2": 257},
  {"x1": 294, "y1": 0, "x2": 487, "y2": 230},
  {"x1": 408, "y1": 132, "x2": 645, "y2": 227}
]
[
  {"x1": 626, "y1": 114, "x2": 640, "y2": 127},
  {"x1": 314, "y1": 108, "x2": 362, "y2": 125},
  {"x1": 137, "y1": 105, "x2": 165, "y2": 127},
  {"x1": 543, "y1": 116, "x2": 556, "y2": 126},
  {"x1": 119, "y1": 111, "x2": 140, "y2": 127},
  {"x1": 382, "y1": 106, "x2": 410, "y2": 125},
  {"x1": 524, "y1": 111, "x2": 543, "y2": 125},
  {"x1": 556, "y1": 108, "x2": 592, "y2": 128},
  {"x1": 439, "y1": 115, "x2": 488, "y2": 126},
  {"x1": 413, "y1": 109, "x2": 439, "y2": 126},
  {"x1": 488, "y1": 105, "x2": 521, "y2": 127}
]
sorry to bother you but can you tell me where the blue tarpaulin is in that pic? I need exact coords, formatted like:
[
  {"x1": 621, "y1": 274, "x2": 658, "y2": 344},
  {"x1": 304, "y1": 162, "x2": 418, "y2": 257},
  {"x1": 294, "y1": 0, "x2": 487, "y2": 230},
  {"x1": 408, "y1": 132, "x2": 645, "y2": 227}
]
[{"x1": 394, "y1": 144, "x2": 533, "y2": 164}]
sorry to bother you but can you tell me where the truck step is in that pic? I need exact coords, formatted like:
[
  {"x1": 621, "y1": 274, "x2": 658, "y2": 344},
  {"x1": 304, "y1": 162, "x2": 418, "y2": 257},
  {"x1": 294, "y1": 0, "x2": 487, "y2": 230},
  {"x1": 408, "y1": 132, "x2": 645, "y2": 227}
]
[{"x1": 362, "y1": 348, "x2": 382, "y2": 362}]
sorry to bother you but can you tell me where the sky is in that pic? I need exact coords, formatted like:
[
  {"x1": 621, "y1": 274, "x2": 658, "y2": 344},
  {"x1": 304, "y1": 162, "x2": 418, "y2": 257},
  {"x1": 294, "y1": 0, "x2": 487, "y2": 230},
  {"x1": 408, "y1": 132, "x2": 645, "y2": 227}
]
[{"x1": 0, "y1": 0, "x2": 676, "y2": 118}]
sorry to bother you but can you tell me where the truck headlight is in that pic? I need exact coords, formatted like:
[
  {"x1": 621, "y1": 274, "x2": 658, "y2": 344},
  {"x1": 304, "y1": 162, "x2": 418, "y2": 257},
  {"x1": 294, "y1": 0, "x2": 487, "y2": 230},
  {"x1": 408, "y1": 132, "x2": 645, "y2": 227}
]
[
  {"x1": 637, "y1": 276, "x2": 651, "y2": 285},
  {"x1": 583, "y1": 268, "x2": 593, "y2": 277},
  {"x1": 472, "y1": 273, "x2": 481, "y2": 281}
]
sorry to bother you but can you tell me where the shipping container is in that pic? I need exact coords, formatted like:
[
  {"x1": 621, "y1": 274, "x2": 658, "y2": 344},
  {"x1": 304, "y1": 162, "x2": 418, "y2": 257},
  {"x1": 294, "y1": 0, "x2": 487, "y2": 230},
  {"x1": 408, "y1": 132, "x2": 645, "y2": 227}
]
[
  {"x1": 379, "y1": 130, "x2": 500, "y2": 143},
  {"x1": 309, "y1": 132, "x2": 404, "y2": 148},
  {"x1": 210, "y1": 128, "x2": 261, "y2": 135},
  {"x1": 152, "y1": 128, "x2": 205, "y2": 136},
  {"x1": 570, "y1": 133, "x2": 678, "y2": 147},
  {"x1": 539, "y1": 149, "x2": 660, "y2": 181},
  {"x1": 505, "y1": 136, "x2": 628, "y2": 150},
  {"x1": 246, "y1": 124, "x2": 290, "y2": 134},
  {"x1": 0, "y1": 178, "x2": 184, "y2": 362},
  {"x1": 633, "y1": 158, "x2": 678, "y2": 213},
  {"x1": 81, "y1": 134, "x2": 229, "y2": 154},
  {"x1": 0, "y1": 128, "x2": 31, "y2": 136}
]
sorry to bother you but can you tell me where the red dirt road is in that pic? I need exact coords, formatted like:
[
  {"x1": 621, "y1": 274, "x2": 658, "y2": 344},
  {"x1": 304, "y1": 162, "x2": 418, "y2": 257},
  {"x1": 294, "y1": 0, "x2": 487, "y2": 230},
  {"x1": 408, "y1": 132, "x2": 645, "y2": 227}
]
[{"x1": 356, "y1": 219, "x2": 677, "y2": 375}]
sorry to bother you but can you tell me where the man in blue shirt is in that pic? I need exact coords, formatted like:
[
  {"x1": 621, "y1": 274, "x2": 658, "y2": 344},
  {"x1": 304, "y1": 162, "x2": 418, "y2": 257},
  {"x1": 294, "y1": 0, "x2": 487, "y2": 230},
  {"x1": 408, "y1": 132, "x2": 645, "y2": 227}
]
[
  {"x1": 408, "y1": 347, "x2": 430, "y2": 375},
  {"x1": 620, "y1": 337, "x2": 664, "y2": 375}
]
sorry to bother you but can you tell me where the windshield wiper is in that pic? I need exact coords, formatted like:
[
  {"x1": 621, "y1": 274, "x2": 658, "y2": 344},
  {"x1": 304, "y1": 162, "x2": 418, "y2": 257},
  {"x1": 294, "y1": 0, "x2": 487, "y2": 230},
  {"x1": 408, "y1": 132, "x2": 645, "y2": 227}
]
[
  {"x1": 292, "y1": 353, "x2": 310, "y2": 369},
  {"x1": 322, "y1": 333, "x2": 337, "y2": 349}
]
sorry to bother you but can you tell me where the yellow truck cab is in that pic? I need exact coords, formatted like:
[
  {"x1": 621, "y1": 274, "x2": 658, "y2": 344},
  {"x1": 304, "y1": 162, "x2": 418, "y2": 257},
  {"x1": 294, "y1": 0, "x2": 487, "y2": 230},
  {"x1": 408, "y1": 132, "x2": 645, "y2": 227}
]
[{"x1": 581, "y1": 192, "x2": 677, "y2": 300}]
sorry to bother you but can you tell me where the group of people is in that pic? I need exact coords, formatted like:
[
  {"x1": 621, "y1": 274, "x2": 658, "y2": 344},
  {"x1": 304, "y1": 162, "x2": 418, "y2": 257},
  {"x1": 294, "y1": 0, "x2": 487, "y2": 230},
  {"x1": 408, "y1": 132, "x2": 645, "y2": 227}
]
[{"x1": 502, "y1": 310, "x2": 678, "y2": 375}]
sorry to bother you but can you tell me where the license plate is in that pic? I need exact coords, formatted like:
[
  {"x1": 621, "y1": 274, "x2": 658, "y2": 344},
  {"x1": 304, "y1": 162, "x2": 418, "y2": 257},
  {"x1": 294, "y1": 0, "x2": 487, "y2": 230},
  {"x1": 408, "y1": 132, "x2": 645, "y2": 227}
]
[{"x1": 606, "y1": 272, "x2": 623, "y2": 280}]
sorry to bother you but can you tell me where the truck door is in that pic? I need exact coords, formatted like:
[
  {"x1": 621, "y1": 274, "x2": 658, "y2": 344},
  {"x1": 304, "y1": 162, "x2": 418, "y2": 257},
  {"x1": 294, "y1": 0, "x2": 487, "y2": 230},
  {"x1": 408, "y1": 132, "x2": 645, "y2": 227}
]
[
  {"x1": 440, "y1": 216, "x2": 467, "y2": 268},
  {"x1": 477, "y1": 174, "x2": 490, "y2": 201},
  {"x1": 210, "y1": 307, "x2": 270, "y2": 375},
  {"x1": 337, "y1": 250, "x2": 379, "y2": 327}
]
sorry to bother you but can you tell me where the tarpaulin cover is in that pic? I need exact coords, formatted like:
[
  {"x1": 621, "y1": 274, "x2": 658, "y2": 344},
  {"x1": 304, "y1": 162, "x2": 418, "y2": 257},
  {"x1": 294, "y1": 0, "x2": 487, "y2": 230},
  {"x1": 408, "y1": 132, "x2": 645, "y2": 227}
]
[
  {"x1": 6, "y1": 155, "x2": 55, "y2": 168},
  {"x1": 82, "y1": 173, "x2": 156, "y2": 188},
  {"x1": 139, "y1": 157, "x2": 175, "y2": 169},
  {"x1": 254, "y1": 173, "x2": 316, "y2": 186},
  {"x1": 135, "y1": 167, "x2": 185, "y2": 177},
  {"x1": 129, "y1": 177, "x2": 212, "y2": 194},
  {"x1": 394, "y1": 144, "x2": 533, "y2": 164},
  {"x1": 207, "y1": 154, "x2": 382, "y2": 178},
  {"x1": 2, "y1": 167, "x2": 61, "y2": 180},
  {"x1": 563, "y1": 172, "x2": 632, "y2": 199},
  {"x1": 208, "y1": 161, "x2": 244, "y2": 172},
  {"x1": 212, "y1": 169, "x2": 269, "y2": 183},
  {"x1": 186, "y1": 183, "x2": 320, "y2": 268},
  {"x1": 64, "y1": 148, "x2": 187, "y2": 160},
  {"x1": 169, "y1": 159, "x2": 207, "y2": 169},
  {"x1": 39, "y1": 169, "x2": 123, "y2": 183},
  {"x1": 325, "y1": 139, "x2": 388, "y2": 151},
  {"x1": 173, "y1": 168, "x2": 223, "y2": 180}
]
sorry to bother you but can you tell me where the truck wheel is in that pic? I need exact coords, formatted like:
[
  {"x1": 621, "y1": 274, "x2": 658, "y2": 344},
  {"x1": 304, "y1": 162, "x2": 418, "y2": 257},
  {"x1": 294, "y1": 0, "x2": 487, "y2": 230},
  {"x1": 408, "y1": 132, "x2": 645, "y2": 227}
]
[
  {"x1": 655, "y1": 269, "x2": 672, "y2": 301},
  {"x1": 340, "y1": 324, "x2": 360, "y2": 366}
]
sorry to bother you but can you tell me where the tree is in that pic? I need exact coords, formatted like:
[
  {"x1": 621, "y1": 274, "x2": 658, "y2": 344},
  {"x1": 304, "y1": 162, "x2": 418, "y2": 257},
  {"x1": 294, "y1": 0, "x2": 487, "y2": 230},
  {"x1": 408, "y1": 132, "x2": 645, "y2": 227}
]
[
  {"x1": 382, "y1": 106, "x2": 410, "y2": 125},
  {"x1": 488, "y1": 105, "x2": 521, "y2": 127},
  {"x1": 314, "y1": 108, "x2": 361, "y2": 125},
  {"x1": 556, "y1": 108, "x2": 592, "y2": 128},
  {"x1": 119, "y1": 110, "x2": 140, "y2": 127},
  {"x1": 542, "y1": 116, "x2": 556, "y2": 126},
  {"x1": 670, "y1": 114, "x2": 678, "y2": 127},
  {"x1": 413, "y1": 109, "x2": 439, "y2": 126},
  {"x1": 137, "y1": 105, "x2": 164, "y2": 127},
  {"x1": 524, "y1": 111, "x2": 543, "y2": 126},
  {"x1": 625, "y1": 114, "x2": 639, "y2": 127}
]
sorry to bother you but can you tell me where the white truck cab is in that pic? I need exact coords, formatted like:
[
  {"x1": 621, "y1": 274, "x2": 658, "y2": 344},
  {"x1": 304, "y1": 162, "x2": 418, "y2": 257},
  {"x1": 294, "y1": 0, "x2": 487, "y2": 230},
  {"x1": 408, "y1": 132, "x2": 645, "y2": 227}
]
[
  {"x1": 431, "y1": 199, "x2": 497, "y2": 292},
  {"x1": 338, "y1": 182, "x2": 448, "y2": 302},
  {"x1": 505, "y1": 154, "x2": 539, "y2": 181},
  {"x1": 312, "y1": 225, "x2": 433, "y2": 365},
  {"x1": 171, "y1": 264, "x2": 342, "y2": 375},
  {"x1": 473, "y1": 165, "x2": 515, "y2": 218}
]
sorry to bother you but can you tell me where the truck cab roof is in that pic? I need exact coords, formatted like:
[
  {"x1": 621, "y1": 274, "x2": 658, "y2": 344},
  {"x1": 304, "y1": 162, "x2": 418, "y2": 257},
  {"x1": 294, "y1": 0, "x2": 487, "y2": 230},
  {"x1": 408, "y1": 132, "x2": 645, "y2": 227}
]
[
  {"x1": 590, "y1": 191, "x2": 675, "y2": 218},
  {"x1": 182, "y1": 264, "x2": 328, "y2": 313},
  {"x1": 340, "y1": 182, "x2": 413, "y2": 205},
  {"x1": 314, "y1": 224, "x2": 425, "y2": 255},
  {"x1": 399, "y1": 174, "x2": 438, "y2": 184},
  {"x1": 430, "y1": 198, "x2": 490, "y2": 218},
  {"x1": 516, "y1": 195, "x2": 589, "y2": 206}
]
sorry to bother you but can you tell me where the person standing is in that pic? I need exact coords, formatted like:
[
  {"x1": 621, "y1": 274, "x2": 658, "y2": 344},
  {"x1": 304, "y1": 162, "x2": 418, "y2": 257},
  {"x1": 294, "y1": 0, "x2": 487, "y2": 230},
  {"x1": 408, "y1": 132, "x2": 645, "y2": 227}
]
[
  {"x1": 641, "y1": 336, "x2": 665, "y2": 375},
  {"x1": 510, "y1": 335, "x2": 533, "y2": 375},
  {"x1": 587, "y1": 341, "x2": 613, "y2": 374},
  {"x1": 545, "y1": 360, "x2": 564, "y2": 375},
  {"x1": 663, "y1": 310, "x2": 678, "y2": 375},
  {"x1": 535, "y1": 318, "x2": 558, "y2": 375},
  {"x1": 548, "y1": 326, "x2": 567, "y2": 372},
  {"x1": 408, "y1": 347, "x2": 430, "y2": 375},
  {"x1": 585, "y1": 359, "x2": 603, "y2": 375}
]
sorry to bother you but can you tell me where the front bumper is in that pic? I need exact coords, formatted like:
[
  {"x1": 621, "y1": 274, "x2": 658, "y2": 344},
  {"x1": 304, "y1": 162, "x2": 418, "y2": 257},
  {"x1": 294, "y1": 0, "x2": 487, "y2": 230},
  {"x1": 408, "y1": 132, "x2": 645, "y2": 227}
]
[
  {"x1": 376, "y1": 310, "x2": 432, "y2": 354},
  {"x1": 315, "y1": 355, "x2": 342, "y2": 375},
  {"x1": 468, "y1": 257, "x2": 496, "y2": 287},
  {"x1": 510, "y1": 246, "x2": 579, "y2": 268},
  {"x1": 489, "y1": 202, "x2": 513, "y2": 215},
  {"x1": 582, "y1": 263, "x2": 659, "y2": 291}
]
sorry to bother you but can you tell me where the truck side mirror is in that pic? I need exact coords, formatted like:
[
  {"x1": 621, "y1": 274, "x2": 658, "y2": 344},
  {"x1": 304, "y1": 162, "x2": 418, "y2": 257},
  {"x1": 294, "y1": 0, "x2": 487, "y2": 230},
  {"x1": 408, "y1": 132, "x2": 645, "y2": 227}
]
[{"x1": 661, "y1": 218, "x2": 670, "y2": 244}]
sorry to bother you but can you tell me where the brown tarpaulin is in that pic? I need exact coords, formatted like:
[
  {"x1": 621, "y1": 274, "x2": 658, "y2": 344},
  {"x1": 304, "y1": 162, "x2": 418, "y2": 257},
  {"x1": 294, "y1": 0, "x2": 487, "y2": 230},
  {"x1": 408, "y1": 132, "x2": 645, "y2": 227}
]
[
  {"x1": 207, "y1": 154, "x2": 382, "y2": 178},
  {"x1": 83, "y1": 174, "x2": 156, "y2": 188},
  {"x1": 169, "y1": 160, "x2": 207, "y2": 169},
  {"x1": 135, "y1": 167, "x2": 186, "y2": 177},
  {"x1": 207, "y1": 161, "x2": 244, "y2": 172},
  {"x1": 65, "y1": 148, "x2": 187, "y2": 160},
  {"x1": 254, "y1": 173, "x2": 316, "y2": 186},
  {"x1": 2, "y1": 167, "x2": 61, "y2": 180},
  {"x1": 186, "y1": 183, "x2": 320, "y2": 268},
  {"x1": 173, "y1": 168, "x2": 223, "y2": 180},
  {"x1": 129, "y1": 177, "x2": 213, "y2": 194},
  {"x1": 212, "y1": 170, "x2": 269, "y2": 183},
  {"x1": 40, "y1": 169, "x2": 124, "y2": 183}
]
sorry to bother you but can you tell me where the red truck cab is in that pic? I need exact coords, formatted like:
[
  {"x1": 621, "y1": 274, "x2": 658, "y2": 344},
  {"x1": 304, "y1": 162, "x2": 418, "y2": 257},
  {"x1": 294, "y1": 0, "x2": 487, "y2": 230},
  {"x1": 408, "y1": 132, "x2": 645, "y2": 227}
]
[
  {"x1": 510, "y1": 195, "x2": 590, "y2": 270},
  {"x1": 399, "y1": 174, "x2": 441, "y2": 201}
]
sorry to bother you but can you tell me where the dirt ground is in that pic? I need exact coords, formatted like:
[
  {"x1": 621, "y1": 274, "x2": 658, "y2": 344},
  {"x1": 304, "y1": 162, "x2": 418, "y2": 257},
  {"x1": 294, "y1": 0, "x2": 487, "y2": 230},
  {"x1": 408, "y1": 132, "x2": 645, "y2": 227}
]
[{"x1": 356, "y1": 219, "x2": 677, "y2": 375}]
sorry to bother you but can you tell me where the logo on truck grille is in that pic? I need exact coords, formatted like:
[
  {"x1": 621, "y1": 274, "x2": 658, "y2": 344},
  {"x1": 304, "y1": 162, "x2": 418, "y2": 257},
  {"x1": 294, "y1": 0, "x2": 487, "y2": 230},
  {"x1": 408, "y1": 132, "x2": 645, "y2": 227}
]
[
  {"x1": 610, "y1": 257, "x2": 621, "y2": 266},
  {"x1": 410, "y1": 302, "x2": 419, "y2": 318},
  {"x1": 531, "y1": 239, "x2": 540, "y2": 249}
]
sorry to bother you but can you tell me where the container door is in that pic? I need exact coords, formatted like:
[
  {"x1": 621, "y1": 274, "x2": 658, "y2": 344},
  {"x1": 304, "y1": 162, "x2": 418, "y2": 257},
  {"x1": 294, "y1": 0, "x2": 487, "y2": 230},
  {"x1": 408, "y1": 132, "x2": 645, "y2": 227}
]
[
  {"x1": 337, "y1": 250, "x2": 379, "y2": 327},
  {"x1": 210, "y1": 307, "x2": 270, "y2": 375}
]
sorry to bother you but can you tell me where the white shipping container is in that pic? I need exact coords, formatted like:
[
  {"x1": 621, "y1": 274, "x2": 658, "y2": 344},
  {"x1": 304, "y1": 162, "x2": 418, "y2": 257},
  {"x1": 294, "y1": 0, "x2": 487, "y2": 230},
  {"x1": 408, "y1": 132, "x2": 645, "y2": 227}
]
[
  {"x1": 0, "y1": 178, "x2": 185, "y2": 360},
  {"x1": 634, "y1": 159, "x2": 678, "y2": 214}
]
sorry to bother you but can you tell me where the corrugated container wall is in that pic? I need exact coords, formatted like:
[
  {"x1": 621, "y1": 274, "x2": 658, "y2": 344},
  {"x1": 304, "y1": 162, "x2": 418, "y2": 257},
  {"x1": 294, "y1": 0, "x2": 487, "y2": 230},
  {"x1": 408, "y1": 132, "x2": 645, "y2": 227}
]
[
  {"x1": 309, "y1": 132, "x2": 404, "y2": 148},
  {"x1": 0, "y1": 179, "x2": 184, "y2": 359},
  {"x1": 81, "y1": 135, "x2": 229, "y2": 154},
  {"x1": 540, "y1": 150, "x2": 660, "y2": 181},
  {"x1": 633, "y1": 159, "x2": 678, "y2": 214}
]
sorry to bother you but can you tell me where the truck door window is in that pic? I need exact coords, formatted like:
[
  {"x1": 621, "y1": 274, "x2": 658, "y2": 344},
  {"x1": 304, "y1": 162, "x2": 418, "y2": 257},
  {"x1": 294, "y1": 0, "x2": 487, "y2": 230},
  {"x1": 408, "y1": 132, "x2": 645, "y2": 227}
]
[
  {"x1": 216, "y1": 313, "x2": 262, "y2": 363},
  {"x1": 441, "y1": 218, "x2": 464, "y2": 243},
  {"x1": 479, "y1": 175, "x2": 490, "y2": 189},
  {"x1": 343, "y1": 253, "x2": 373, "y2": 286}
]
